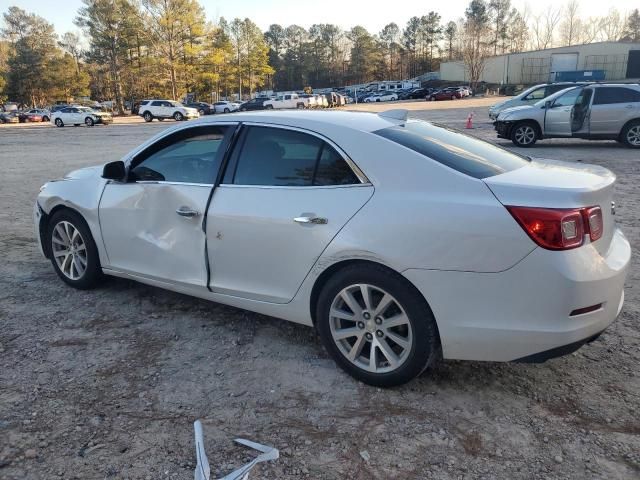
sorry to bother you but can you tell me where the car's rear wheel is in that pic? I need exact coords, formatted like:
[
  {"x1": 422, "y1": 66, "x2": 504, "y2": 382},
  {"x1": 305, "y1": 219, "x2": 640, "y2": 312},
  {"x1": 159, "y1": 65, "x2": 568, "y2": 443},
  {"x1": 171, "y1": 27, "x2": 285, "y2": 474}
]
[
  {"x1": 143, "y1": 112, "x2": 153, "y2": 122},
  {"x1": 48, "y1": 210, "x2": 103, "y2": 289},
  {"x1": 174, "y1": 112, "x2": 184, "y2": 121},
  {"x1": 85, "y1": 117, "x2": 94, "y2": 127},
  {"x1": 55, "y1": 118, "x2": 64, "y2": 127},
  {"x1": 199, "y1": 108, "x2": 205, "y2": 115},
  {"x1": 430, "y1": 96, "x2": 436, "y2": 101},
  {"x1": 511, "y1": 122, "x2": 538, "y2": 147},
  {"x1": 297, "y1": 103, "x2": 305, "y2": 109},
  {"x1": 316, "y1": 263, "x2": 440, "y2": 387},
  {"x1": 621, "y1": 121, "x2": 640, "y2": 148}
]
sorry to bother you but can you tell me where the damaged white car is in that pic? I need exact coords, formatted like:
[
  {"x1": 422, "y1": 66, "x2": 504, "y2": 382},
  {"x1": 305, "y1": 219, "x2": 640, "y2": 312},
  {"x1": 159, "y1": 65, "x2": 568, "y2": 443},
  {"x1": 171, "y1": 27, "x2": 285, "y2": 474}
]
[{"x1": 34, "y1": 110, "x2": 630, "y2": 386}]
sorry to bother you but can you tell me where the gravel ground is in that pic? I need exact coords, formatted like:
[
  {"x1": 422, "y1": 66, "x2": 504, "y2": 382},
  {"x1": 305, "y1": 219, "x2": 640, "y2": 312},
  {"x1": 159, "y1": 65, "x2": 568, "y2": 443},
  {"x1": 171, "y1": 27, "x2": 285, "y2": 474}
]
[{"x1": 0, "y1": 104, "x2": 638, "y2": 480}]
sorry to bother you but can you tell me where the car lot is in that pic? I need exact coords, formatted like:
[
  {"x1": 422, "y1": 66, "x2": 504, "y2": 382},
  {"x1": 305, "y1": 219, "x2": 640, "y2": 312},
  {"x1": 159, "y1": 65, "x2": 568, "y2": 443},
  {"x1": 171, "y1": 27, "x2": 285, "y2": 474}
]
[{"x1": 0, "y1": 103, "x2": 638, "y2": 479}]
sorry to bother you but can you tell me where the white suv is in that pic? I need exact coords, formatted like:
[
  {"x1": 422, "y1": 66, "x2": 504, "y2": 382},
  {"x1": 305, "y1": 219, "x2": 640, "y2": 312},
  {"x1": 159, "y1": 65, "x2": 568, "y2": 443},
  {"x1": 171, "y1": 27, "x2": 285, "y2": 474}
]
[{"x1": 139, "y1": 100, "x2": 199, "y2": 122}]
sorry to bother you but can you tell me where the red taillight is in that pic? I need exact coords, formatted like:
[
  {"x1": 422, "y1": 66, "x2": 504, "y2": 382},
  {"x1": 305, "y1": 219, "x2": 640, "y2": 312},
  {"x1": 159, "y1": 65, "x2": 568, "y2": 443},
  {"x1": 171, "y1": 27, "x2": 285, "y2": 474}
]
[
  {"x1": 583, "y1": 206, "x2": 603, "y2": 242},
  {"x1": 507, "y1": 205, "x2": 603, "y2": 250}
]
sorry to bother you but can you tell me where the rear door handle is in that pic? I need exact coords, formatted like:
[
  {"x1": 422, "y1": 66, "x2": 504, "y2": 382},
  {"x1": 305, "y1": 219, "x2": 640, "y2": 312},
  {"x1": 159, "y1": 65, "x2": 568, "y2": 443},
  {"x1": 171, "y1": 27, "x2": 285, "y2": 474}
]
[
  {"x1": 294, "y1": 216, "x2": 328, "y2": 225},
  {"x1": 176, "y1": 206, "x2": 200, "y2": 218}
]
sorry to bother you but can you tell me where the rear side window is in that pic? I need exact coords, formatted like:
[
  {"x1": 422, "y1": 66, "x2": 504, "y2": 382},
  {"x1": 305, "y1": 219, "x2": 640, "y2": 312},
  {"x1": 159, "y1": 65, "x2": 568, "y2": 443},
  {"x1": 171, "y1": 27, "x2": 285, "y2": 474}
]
[
  {"x1": 374, "y1": 121, "x2": 530, "y2": 179},
  {"x1": 227, "y1": 126, "x2": 359, "y2": 186},
  {"x1": 594, "y1": 87, "x2": 640, "y2": 104}
]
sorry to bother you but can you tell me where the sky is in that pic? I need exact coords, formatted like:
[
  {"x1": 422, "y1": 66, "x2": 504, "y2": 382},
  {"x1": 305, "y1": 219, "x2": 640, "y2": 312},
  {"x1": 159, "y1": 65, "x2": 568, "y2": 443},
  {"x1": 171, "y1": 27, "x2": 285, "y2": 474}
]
[{"x1": 0, "y1": 0, "x2": 637, "y2": 36}]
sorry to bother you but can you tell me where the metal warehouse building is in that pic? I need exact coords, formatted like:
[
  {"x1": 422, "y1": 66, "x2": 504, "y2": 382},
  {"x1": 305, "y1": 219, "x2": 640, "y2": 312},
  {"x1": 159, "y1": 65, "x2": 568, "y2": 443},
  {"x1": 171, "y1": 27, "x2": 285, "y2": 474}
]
[{"x1": 440, "y1": 42, "x2": 640, "y2": 85}]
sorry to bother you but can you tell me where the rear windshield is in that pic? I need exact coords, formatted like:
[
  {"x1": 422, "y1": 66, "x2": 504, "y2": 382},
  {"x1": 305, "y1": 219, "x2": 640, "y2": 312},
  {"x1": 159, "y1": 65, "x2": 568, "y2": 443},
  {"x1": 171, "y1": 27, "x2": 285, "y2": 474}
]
[{"x1": 374, "y1": 120, "x2": 530, "y2": 179}]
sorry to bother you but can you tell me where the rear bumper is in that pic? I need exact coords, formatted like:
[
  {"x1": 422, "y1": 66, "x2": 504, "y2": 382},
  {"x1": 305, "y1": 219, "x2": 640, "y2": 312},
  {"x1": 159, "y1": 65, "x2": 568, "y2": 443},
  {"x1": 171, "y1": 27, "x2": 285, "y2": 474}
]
[{"x1": 403, "y1": 228, "x2": 630, "y2": 362}]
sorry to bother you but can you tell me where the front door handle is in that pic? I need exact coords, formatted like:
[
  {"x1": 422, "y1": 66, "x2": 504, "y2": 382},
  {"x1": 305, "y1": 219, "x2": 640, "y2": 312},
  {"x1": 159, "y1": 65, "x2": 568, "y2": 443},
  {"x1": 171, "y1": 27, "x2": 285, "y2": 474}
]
[
  {"x1": 176, "y1": 206, "x2": 200, "y2": 218},
  {"x1": 294, "y1": 216, "x2": 328, "y2": 225},
  {"x1": 625, "y1": 105, "x2": 634, "y2": 109}
]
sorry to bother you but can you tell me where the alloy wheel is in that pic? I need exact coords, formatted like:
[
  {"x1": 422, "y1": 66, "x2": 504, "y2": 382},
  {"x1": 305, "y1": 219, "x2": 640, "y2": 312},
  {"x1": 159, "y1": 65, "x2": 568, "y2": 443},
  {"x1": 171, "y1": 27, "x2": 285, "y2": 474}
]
[
  {"x1": 329, "y1": 284, "x2": 413, "y2": 374},
  {"x1": 514, "y1": 125, "x2": 535, "y2": 145},
  {"x1": 51, "y1": 221, "x2": 87, "y2": 281},
  {"x1": 626, "y1": 125, "x2": 640, "y2": 146}
]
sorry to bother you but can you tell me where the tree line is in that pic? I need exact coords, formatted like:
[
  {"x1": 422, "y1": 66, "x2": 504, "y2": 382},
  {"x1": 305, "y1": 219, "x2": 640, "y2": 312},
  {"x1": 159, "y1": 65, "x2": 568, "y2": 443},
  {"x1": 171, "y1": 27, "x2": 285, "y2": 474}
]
[{"x1": 0, "y1": 0, "x2": 639, "y2": 113}]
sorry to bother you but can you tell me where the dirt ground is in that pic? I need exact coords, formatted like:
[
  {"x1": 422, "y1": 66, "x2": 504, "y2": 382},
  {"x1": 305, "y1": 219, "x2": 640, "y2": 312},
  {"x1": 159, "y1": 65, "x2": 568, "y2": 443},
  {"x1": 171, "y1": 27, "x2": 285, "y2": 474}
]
[{"x1": 0, "y1": 101, "x2": 638, "y2": 480}]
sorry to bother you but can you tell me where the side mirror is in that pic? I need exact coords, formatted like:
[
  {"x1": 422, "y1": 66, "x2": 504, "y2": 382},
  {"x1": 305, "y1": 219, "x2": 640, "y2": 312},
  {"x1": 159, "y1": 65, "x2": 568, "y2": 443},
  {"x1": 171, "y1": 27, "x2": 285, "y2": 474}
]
[
  {"x1": 544, "y1": 100, "x2": 552, "y2": 109},
  {"x1": 102, "y1": 160, "x2": 126, "y2": 181}
]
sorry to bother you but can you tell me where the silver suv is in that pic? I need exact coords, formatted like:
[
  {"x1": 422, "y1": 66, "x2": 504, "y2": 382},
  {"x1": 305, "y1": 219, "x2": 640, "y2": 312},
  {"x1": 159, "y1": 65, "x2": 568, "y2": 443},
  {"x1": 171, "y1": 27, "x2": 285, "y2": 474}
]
[{"x1": 494, "y1": 84, "x2": 640, "y2": 148}]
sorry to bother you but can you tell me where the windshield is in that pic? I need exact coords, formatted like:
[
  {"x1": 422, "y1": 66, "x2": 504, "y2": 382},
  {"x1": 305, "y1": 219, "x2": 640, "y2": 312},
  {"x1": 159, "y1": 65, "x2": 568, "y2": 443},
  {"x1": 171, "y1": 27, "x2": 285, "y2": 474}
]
[
  {"x1": 533, "y1": 87, "x2": 581, "y2": 107},
  {"x1": 78, "y1": 107, "x2": 94, "y2": 112},
  {"x1": 374, "y1": 120, "x2": 530, "y2": 179}
]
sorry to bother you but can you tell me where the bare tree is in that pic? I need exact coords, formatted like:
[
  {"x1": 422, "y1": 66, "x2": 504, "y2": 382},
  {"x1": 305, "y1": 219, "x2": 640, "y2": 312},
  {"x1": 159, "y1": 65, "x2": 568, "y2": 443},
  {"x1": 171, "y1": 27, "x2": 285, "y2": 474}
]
[
  {"x1": 531, "y1": 6, "x2": 561, "y2": 50},
  {"x1": 600, "y1": 8, "x2": 625, "y2": 41},
  {"x1": 559, "y1": 0, "x2": 581, "y2": 46},
  {"x1": 462, "y1": 0, "x2": 492, "y2": 91}
]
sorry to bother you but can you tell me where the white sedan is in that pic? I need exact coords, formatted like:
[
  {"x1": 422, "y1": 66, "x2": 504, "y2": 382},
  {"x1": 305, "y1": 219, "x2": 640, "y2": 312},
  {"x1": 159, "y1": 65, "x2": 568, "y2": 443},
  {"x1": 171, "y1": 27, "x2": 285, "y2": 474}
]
[
  {"x1": 212, "y1": 101, "x2": 241, "y2": 113},
  {"x1": 34, "y1": 110, "x2": 630, "y2": 386},
  {"x1": 364, "y1": 92, "x2": 398, "y2": 102},
  {"x1": 51, "y1": 106, "x2": 113, "y2": 127}
]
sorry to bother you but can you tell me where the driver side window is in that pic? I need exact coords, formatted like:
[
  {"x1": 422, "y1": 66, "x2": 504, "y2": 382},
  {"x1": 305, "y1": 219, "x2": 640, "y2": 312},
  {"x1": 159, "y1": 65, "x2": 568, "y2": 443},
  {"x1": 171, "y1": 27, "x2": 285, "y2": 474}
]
[
  {"x1": 552, "y1": 89, "x2": 582, "y2": 108},
  {"x1": 130, "y1": 126, "x2": 230, "y2": 184},
  {"x1": 523, "y1": 88, "x2": 546, "y2": 101}
]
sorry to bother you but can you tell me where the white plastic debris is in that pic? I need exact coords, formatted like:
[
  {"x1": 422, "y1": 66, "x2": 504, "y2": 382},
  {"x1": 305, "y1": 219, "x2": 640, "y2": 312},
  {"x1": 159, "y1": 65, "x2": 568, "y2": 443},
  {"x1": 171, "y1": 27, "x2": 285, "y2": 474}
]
[{"x1": 194, "y1": 420, "x2": 279, "y2": 480}]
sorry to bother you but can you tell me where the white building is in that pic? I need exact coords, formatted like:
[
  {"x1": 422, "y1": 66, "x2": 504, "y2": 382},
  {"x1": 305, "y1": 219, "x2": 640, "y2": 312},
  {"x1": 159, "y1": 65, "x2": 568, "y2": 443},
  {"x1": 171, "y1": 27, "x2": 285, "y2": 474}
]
[{"x1": 440, "y1": 42, "x2": 640, "y2": 85}]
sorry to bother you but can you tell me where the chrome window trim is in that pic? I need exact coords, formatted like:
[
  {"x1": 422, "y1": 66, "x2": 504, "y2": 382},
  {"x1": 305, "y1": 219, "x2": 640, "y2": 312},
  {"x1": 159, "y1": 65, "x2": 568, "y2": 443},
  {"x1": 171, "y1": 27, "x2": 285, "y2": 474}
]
[
  {"x1": 134, "y1": 180, "x2": 213, "y2": 187},
  {"x1": 216, "y1": 183, "x2": 372, "y2": 191},
  {"x1": 226, "y1": 121, "x2": 370, "y2": 186}
]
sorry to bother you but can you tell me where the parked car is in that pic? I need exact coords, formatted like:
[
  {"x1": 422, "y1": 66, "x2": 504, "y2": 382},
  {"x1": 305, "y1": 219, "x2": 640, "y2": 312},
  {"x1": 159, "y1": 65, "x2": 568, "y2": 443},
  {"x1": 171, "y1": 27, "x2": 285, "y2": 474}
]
[
  {"x1": 239, "y1": 97, "x2": 268, "y2": 111},
  {"x1": 428, "y1": 89, "x2": 462, "y2": 101},
  {"x1": 494, "y1": 83, "x2": 640, "y2": 148},
  {"x1": 488, "y1": 82, "x2": 589, "y2": 120},
  {"x1": 212, "y1": 101, "x2": 241, "y2": 113},
  {"x1": 23, "y1": 108, "x2": 50, "y2": 122},
  {"x1": 17, "y1": 111, "x2": 43, "y2": 123},
  {"x1": 51, "y1": 106, "x2": 113, "y2": 127},
  {"x1": 0, "y1": 111, "x2": 19, "y2": 123},
  {"x1": 139, "y1": 100, "x2": 199, "y2": 122},
  {"x1": 50, "y1": 104, "x2": 70, "y2": 113},
  {"x1": 406, "y1": 88, "x2": 428, "y2": 99},
  {"x1": 185, "y1": 102, "x2": 214, "y2": 115},
  {"x1": 263, "y1": 94, "x2": 306, "y2": 110},
  {"x1": 299, "y1": 94, "x2": 318, "y2": 108},
  {"x1": 363, "y1": 92, "x2": 398, "y2": 102},
  {"x1": 34, "y1": 109, "x2": 630, "y2": 386}
]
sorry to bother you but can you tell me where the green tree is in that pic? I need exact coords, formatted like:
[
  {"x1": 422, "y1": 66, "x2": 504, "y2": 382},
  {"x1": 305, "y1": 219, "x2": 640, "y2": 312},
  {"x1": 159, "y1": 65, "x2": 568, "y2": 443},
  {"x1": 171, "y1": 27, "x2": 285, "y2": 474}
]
[
  {"x1": 462, "y1": 0, "x2": 492, "y2": 90},
  {"x1": 379, "y1": 23, "x2": 400, "y2": 79},
  {"x1": 622, "y1": 9, "x2": 640, "y2": 42},
  {"x1": 346, "y1": 26, "x2": 381, "y2": 84},
  {"x1": 444, "y1": 21, "x2": 457, "y2": 60},
  {"x1": 75, "y1": 0, "x2": 139, "y2": 113}
]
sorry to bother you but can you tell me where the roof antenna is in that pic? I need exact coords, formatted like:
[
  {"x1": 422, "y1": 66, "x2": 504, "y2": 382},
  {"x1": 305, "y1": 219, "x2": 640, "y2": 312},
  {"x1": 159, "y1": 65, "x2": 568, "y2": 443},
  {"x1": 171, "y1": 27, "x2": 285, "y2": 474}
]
[{"x1": 378, "y1": 109, "x2": 408, "y2": 121}]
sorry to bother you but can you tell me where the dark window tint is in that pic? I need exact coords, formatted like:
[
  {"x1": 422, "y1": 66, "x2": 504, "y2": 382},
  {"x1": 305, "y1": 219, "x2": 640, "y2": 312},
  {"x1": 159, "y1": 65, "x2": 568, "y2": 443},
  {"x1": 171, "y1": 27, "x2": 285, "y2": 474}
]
[
  {"x1": 151, "y1": 101, "x2": 163, "y2": 106},
  {"x1": 229, "y1": 126, "x2": 359, "y2": 186},
  {"x1": 314, "y1": 144, "x2": 359, "y2": 185},
  {"x1": 374, "y1": 121, "x2": 530, "y2": 179},
  {"x1": 140, "y1": 100, "x2": 150, "y2": 105},
  {"x1": 594, "y1": 87, "x2": 640, "y2": 105},
  {"x1": 130, "y1": 126, "x2": 228, "y2": 184}
]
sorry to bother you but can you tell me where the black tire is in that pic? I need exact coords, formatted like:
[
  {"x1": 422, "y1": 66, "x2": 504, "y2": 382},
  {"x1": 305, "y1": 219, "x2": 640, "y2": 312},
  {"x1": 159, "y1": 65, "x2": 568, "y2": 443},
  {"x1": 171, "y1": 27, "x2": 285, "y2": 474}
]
[
  {"x1": 620, "y1": 120, "x2": 640, "y2": 149},
  {"x1": 74, "y1": 124, "x2": 80, "y2": 127},
  {"x1": 265, "y1": 105, "x2": 273, "y2": 110},
  {"x1": 84, "y1": 117, "x2": 94, "y2": 127},
  {"x1": 296, "y1": 103, "x2": 305, "y2": 109},
  {"x1": 430, "y1": 96, "x2": 436, "y2": 101},
  {"x1": 316, "y1": 263, "x2": 440, "y2": 387},
  {"x1": 174, "y1": 111, "x2": 184, "y2": 121},
  {"x1": 199, "y1": 109, "x2": 205, "y2": 116},
  {"x1": 143, "y1": 111, "x2": 153, "y2": 122},
  {"x1": 42, "y1": 116, "x2": 49, "y2": 122},
  {"x1": 158, "y1": 118, "x2": 165, "y2": 121},
  {"x1": 224, "y1": 108, "x2": 230, "y2": 113},
  {"x1": 451, "y1": 95, "x2": 456, "y2": 100},
  {"x1": 510, "y1": 121, "x2": 539, "y2": 147},
  {"x1": 55, "y1": 118, "x2": 64, "y2": 127},
  {"x1": 47, "y1": 209, "x2": 103, "y2": 290}
]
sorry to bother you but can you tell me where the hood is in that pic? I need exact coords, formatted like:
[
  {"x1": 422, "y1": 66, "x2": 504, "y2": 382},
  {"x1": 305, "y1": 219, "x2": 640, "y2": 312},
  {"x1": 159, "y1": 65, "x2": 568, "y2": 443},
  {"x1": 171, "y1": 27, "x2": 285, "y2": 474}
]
[
  {"x1": 61, "y1": 165, "x2": 103, "y2": 181},
  {"x1": 497, "y1": 104, "x2": 536, "y2": 118}
]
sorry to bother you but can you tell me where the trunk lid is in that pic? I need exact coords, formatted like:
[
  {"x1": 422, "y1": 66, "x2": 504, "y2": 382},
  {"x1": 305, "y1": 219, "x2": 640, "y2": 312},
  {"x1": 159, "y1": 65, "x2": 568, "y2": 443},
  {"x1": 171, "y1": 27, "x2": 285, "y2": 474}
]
[{"x1": 484, "y1": 158, "x2": 616, "y2": 254}]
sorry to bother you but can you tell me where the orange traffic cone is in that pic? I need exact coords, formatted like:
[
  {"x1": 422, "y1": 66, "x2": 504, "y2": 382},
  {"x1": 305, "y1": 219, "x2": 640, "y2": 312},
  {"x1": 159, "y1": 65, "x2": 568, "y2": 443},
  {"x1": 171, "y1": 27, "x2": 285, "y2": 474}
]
[{"x1": 465, "y1": 112, "x2": 474, "y2": 129}]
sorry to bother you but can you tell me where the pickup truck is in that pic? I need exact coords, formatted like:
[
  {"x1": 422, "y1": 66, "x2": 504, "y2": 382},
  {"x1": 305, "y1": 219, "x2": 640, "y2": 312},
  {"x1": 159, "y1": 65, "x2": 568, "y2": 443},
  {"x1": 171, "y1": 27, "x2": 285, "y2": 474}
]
[{"x1": 263, "y1": 93, "x2": 307, "y2": 109}]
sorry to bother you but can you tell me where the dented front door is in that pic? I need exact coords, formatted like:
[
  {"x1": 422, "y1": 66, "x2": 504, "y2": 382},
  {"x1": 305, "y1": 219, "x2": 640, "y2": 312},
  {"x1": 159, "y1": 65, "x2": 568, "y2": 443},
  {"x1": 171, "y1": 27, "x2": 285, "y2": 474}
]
[{"x1": 99, "y1": 183, "x2": 211, "y2": 287}]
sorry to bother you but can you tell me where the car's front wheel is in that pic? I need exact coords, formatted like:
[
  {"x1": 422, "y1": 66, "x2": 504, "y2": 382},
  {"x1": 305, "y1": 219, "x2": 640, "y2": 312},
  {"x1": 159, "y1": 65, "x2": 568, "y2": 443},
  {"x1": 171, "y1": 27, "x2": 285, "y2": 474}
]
[
  {"x1": 42, "y1": 116, "x2": 49, "y2": 122},
  {"x1": 621, "y1": 121, "x2": 640, "y2": 148},
  {"x1": 199, "y1": 109, "x2": 205, "y2": 116},
  {"x1": 224, "y1": 108, "x2": 230, "y2": 113},
  {"x1": 55, "y1": 118, "x2": 64, "y2": 127},
  {"x1": 85, "y1": 116, "x2": 94, "y2": 127},
  {"x1": 316, "y1": 263, "x2": 440, "y2": 387},
  {"x1": 174, "y1": 111, "x2": 184, "y2": 121},
  {"x1": 48, "y1": 210, "x2": 103, "y2": 289},
  {"x1": 511, "y1": 122, "x2": 539, "y2": 147}
]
